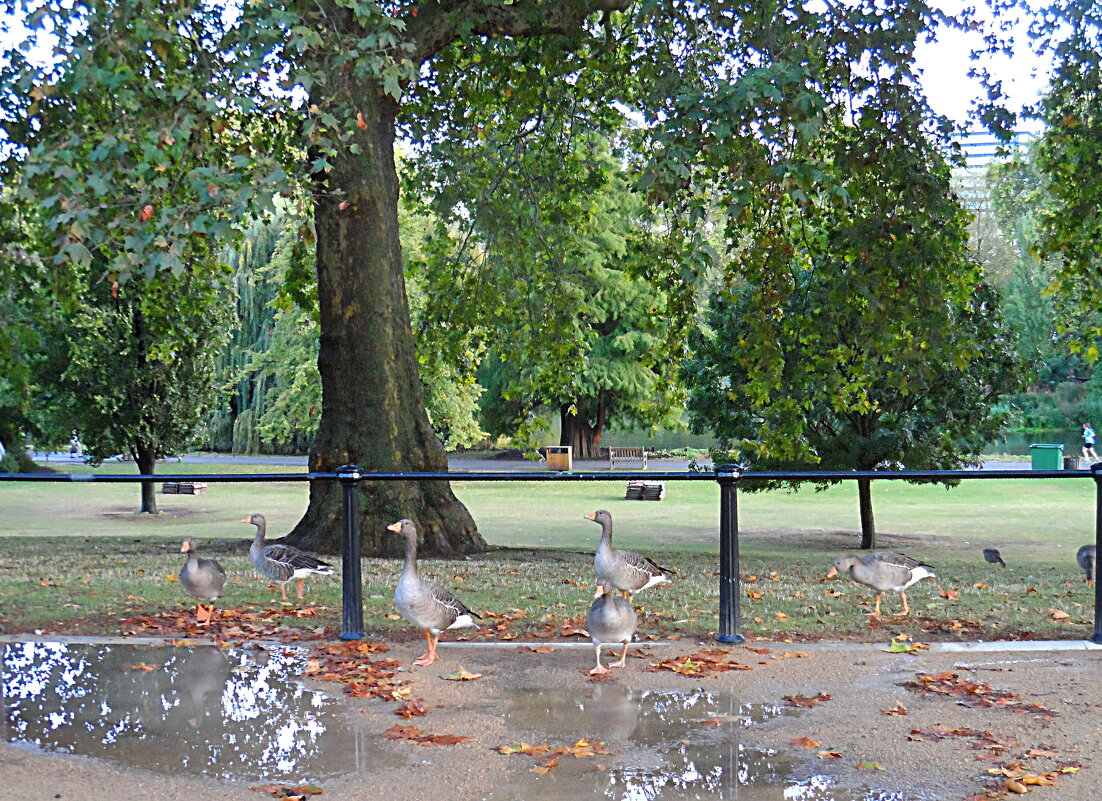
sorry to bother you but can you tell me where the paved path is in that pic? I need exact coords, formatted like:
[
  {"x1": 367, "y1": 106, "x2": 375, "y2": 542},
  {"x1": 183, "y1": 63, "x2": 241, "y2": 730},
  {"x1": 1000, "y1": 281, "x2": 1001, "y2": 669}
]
[{"x1": 32, "y1": 451, "x2": 1044, "y2": 472}]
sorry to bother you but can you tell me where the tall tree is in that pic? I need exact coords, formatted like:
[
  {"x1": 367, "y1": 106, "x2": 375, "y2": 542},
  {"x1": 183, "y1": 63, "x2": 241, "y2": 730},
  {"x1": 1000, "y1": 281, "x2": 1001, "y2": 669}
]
[
  {"x1": 684, "y1": 110, "x2": 1023, "y2": 549},
  {"x1": 42, "y1": 264, "x2": 233, "y2": 512},
  {"x1": 1029, "y1": 0, "x2": 1102, "y2": 357},
  {"x1": 4, "y1": 0, "x2": 973, "y2": 554},
  {"x1": 418, "y1": 138, "x2": 684, "y2": 458}
]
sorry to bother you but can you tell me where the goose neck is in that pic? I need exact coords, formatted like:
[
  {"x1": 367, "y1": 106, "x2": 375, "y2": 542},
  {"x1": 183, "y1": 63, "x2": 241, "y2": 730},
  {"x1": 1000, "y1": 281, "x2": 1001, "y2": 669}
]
[{"x1": 401, "y1": 535, "x2": 419, "y2": 579}]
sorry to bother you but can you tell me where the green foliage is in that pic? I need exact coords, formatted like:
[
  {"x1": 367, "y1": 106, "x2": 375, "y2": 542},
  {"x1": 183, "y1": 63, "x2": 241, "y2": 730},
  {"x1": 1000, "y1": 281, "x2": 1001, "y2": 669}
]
[
  {"x1": 415, "y1": 136, "x2": 685, "y2": 447},
  {"x1": 684, "y1": 99, "x2": 1024, "y2": 481},
  {"x1": 1029, "y1": 1, "x2": 1102, "y2": 356},
  {"x1": 43, "y1": 262, "x2": 233, "y2": 466}
]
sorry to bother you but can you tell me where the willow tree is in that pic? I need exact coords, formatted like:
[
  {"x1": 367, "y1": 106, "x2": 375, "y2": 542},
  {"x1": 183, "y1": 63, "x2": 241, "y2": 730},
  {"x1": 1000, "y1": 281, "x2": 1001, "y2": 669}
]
[{"x1": 3, "y1": 0, "x2": 971, "y2": 554}]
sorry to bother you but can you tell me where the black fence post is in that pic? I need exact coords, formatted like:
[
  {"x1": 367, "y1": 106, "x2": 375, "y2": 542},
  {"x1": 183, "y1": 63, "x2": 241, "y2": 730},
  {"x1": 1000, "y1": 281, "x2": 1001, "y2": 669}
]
[
  {"x1": 1092, "y1": 462, "x2": 1102, "y2": 645},
  {"x1": 337, "y1": 464, "x2": 364, "y2": 641},
  {"x1": 716, "y1": 463, "x2": 744, "y2": 644}
]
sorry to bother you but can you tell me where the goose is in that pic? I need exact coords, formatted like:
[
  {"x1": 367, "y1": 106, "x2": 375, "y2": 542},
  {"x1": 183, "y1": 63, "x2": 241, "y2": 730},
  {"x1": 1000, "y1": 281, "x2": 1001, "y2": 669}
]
[
  {"x1": 826, "y1": 552, "x2": 935, "y2": 620},
  {"x1": 179, "y1": 538, "x2": 227, "y2": 625},
  {"x1": 586, "y1": 509, "x2": 674, "y2": 598},
  {"x1": 241, "y1": 513, "x2": 333, "y2": 600},
  {"x1": 388, "y1": 518, "x2": 481, "y2": 666},
  {"x1": 585, "y1": 581, "x2": 638, "y2": 675},
  {"x1": 982, "y1": 547, "x2": 1007, "y2": 568},
  {"x1": 1077, "y1": 544, "x2": 1096, "y2": 587}
]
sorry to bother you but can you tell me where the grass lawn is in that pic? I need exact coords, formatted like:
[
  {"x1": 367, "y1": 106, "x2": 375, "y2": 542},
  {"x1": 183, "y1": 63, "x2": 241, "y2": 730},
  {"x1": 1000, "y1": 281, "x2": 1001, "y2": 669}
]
[{"x1": 0, "y1": 459, "x2": 1097, "y2": 642}]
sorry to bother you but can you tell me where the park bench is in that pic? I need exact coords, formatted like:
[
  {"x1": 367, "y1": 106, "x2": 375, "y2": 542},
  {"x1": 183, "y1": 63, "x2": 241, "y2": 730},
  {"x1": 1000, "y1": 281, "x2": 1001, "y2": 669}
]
[
  {"x1": 608, "y1": 446, "x2": 647, "y2": 470},
  {"x1": 162, "y1": 481, "x2": 208, "y2": 495}
]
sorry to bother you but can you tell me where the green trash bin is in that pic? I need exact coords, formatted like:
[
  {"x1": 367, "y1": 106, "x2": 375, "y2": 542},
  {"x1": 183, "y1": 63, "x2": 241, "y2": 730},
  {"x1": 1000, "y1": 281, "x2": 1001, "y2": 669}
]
[{"x1": 1029, "y1": 443, "x2": 1064, "y2": 470}]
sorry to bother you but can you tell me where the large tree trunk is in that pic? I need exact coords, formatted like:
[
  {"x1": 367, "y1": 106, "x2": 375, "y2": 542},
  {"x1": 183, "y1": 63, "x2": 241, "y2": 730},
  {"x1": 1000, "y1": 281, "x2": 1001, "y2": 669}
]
[
  {"x1": 857, "y1": 477, "x2": 875, "y2": 550},
  {"x1": 284, "y1": 80, "x2": 484, "y2": 558},
  {"x1": 559, "y1": 394, "x2": 607, "y2": 460},
  {"x1": 135, "y1": 444, "x2": 157, "y2": 514}
]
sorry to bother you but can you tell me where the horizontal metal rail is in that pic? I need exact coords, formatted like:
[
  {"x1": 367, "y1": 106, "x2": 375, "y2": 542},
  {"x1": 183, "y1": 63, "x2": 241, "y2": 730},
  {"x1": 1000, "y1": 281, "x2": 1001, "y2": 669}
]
[
  {"x1": 1, "y1": 463, "x2": 1099, "y2": 645},
  {"x1": 0, "y1": 468, "x2": 1096, "y2": 482}
]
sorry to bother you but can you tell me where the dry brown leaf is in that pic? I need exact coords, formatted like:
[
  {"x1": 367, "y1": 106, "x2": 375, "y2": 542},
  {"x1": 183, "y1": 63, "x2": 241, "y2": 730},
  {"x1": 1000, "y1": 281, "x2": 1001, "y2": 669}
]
[{"x1": 790, "y1": 737, "x2": 820, "y2": 748}]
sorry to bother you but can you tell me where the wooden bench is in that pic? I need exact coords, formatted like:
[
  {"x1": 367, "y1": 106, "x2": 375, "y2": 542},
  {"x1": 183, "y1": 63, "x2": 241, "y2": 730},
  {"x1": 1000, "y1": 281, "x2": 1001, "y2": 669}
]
[
  {"x1": 162, "y1": 481, "x2": 208, "y2": 495},
  {"x1": 625, "y1": 480, "x2": 665, "y2": 501},
  {"x1": 608, "y1": 446, "x2": 647, "y2": 470}
]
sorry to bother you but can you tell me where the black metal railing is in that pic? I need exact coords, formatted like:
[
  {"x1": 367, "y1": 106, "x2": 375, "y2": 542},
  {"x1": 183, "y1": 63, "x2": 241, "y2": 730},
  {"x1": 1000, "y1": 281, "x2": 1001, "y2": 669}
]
[{"x1": 3, "y1": 463, "x2": 1101, "y2": 644}]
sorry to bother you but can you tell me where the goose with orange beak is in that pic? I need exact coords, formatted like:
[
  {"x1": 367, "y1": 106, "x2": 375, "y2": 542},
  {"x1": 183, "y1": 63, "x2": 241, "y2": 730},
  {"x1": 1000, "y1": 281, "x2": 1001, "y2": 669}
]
[{"x1": 826, "y1": 552, "x2": 934, "y2": 620}]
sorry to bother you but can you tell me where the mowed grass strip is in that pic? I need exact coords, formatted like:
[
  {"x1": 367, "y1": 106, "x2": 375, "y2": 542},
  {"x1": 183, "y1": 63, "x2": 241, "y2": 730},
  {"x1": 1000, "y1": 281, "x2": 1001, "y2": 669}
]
[{"x1": 0, "y1": 461, "x2": 1097, "y2": 640}]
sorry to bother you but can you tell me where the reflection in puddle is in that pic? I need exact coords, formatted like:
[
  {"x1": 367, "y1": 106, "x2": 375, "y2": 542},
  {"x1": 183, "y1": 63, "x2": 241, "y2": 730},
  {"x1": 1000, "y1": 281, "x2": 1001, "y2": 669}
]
[
  {"x1": 489, "y1": 687, "x2": 925, "y2": 801},
  {"x1": 2, "y1": 642, "x2": 396, "y2": 782}
]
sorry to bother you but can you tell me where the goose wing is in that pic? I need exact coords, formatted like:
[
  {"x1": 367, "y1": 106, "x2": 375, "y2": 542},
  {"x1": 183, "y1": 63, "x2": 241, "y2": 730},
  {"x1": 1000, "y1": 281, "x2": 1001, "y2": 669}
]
[
  {"x1": 618, "y1": 549, "x2": 675, "y2": 581},
  {"x1": 426, "y1": 581, "x2": 481, "y2": 628},
  {"x1": 262, "y1": 543, "x2": 332, "y2": 575},
  {"x1": 868, "y1": 551, "x2": 931, "y2": 570}
]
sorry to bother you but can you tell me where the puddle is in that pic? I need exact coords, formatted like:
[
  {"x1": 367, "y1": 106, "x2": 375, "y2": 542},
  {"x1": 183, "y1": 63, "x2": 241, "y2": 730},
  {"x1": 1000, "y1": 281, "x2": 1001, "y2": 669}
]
[
  {"x1": 484, "y1": 687, "x2": 929, "y2": 801},
  {"x1": 2, "y1": 642, "x2": 398, "y2": 782}
]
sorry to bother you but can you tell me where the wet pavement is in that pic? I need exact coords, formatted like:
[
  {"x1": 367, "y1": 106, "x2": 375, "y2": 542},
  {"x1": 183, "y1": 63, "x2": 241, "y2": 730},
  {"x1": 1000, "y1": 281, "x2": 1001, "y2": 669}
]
[
  {"x1": 483, "y1": 686, "x2": 918, "y2": 801},
  {"x1": 2, "y1": 642, "x2": 398, "y2": 783}
]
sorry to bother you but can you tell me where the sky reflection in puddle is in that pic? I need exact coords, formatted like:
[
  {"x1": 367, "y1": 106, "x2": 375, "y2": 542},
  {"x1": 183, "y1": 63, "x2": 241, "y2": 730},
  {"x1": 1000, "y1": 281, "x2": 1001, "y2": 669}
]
[
  {"x1": 486, "y1": 686, "x2": 924, "y2": 801},
  {"x1": 1, "y1": 642, "x2": 395, "y2": 782}
]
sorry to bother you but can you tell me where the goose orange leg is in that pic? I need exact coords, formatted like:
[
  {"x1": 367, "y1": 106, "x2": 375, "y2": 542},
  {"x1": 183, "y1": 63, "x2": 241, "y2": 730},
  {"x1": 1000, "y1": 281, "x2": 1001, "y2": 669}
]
[
  {"x1": 869, "y1": 592, "x2": 883, "y2": 620},
  {"x1": 280, "y1": 582, "x2": 288, "y2": 600},
  {"x1": 413, "y1": 630, "x2": 440, "y2": 666},
  {"x1": 899, "y1": 592, "x2": 910, "y2": 617},
  {"x1": 589, "y1": 644, "x2": 609, "y2": 675},
  {"x1": 609, "y1": 641, "x2": 630, "y2": 669},
  {"x1": 296, "y1": 578, "x2": 306, "y2": 599}
]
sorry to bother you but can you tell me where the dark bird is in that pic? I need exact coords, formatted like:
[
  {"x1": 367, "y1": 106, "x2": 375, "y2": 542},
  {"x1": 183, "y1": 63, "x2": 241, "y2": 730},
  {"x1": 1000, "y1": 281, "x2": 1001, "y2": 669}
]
[
  {"x1": 242, "y1": 513, "x2": 333, "y2": 600},
  {"x1": 982, "y1": 547, "x2": 1007, "y2": 568},
  {"x1": 1077, "y1": 544, "x2": 1096, "y2": 587}
]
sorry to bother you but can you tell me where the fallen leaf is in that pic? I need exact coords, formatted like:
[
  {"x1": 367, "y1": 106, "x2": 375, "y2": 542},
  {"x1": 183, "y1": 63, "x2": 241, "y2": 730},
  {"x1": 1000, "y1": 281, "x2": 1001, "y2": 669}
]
[
  {"x1": 440, "y1": 666, "x2": 482, "y2": 681},
  {"x1": 1049, "y1": 609, "x2": 1070, "y2": 621},
  {"x1": 127, "y1": 662, "x2": 159, "y2": 671},
  {"x1": 383, "y1": 724, "x2": 471, "y2": 746},
  {"x1": 857, "y1": 761, "x2": 886, "y2": 771},
  {"x1": 250, "y1": 784, "x2": 323, "y2": 798},
  {"x1": 784, "y1": 693, "x2": 832, "y2": 709},
  {"x1": 881, "y1": 705, "x2": 907, "y2": 716},
  {"x1": 1005, "y1": 779, "x2": 1028, "y2": 794},
  {"x1": 774, "y1": 611, "x2": 788, "y2": 620},
  {"x1": 747, "y1": 589, "x2": 764, "y2": 600},
  {"x1": 139, "y1": 204, "x2": 154, "y2": 222},
  {"x1": 790, "y1": 737, "x2": 820, "y2": 748},
  {"x1": 164, "y1": 574, "x2": 179, "y2": 583},
  {"x1": 817, "y1": 750, "x2": 843, "y2": 759},
  {"x1": 394, "y1": 700, "x2": 427, "y2": 719},
  {"x1": 939, "y1": 588, "x2": 960, "y2": 600}
]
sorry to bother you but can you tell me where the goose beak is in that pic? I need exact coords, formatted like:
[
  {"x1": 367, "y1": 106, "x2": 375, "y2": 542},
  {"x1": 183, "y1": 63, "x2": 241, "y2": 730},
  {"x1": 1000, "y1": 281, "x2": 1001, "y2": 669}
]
[
  {"x1": 240, "y1": 516, "x2": 252, "y2": 524},
  {"x1": 825, "y1": 566, "x2": 838, "y2": 579},
  {"x1": 180, "y1": 542, "x2": 189, "y2": 553},
  {"x1": 583, "y1": 512, "x2": 596, "y2": 521},
  {"x1": 386, "y1": 522, "x2": 402, "y2": 533}
]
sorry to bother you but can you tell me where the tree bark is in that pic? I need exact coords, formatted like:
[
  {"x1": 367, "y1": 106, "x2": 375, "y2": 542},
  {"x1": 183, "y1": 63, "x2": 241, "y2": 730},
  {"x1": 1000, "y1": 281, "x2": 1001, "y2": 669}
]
[
  {"x1": 560, "y1": 395, "x2": 607, "y2": 460},
  {"x1": 284, "y1": 76, "x2": 484, "y2": 558},
  {"x1": 135, "y1": 444, "x2": 157, "y2": 514},
  {"x1": 857, "y1": 477, "x2": 875, "y2": 550}
]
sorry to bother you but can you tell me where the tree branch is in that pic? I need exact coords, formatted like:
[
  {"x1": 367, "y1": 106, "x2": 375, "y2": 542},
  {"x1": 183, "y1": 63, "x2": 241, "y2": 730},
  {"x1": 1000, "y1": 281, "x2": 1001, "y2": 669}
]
[{"x1": 408, "y1": 0, "x2": 635, "y2": 63}]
